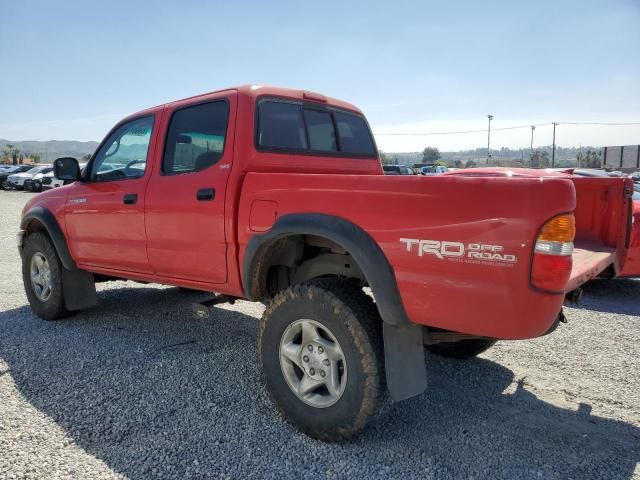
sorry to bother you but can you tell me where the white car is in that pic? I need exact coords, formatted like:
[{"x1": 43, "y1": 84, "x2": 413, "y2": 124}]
[
  {"x1": 41, "y1": 162, "x2": 88, "y2": 190},
  {"x1": 24, "y1": 171, "x2": 53, "y2": 192},
  {"x1": 6, "y1": 165, "x2": 52, "y2": 190}
]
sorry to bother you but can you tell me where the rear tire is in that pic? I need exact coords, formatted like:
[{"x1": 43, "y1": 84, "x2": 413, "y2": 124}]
[
  {"x1": 258, "y1": 278, "x2": 383, "y2": 441},
  {"x1": 22, "y1": 232, "x2": 69, "y2": 320},
  {"x1": 426, "y1": 339, "x2": 496, "y2": 359}
]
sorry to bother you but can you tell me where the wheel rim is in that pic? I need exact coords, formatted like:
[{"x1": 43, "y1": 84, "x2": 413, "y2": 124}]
[
  {"x1": 279, "y1": 319, "x2": 347, "y2": 408},
  {"x1": 30, "y1": 252, "x2": 52, "y2": 302}
]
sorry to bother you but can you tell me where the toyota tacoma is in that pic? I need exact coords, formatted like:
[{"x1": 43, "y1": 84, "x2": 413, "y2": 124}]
[{"x1": 18, "y1": 86, "x2": 635, "y2": 440}]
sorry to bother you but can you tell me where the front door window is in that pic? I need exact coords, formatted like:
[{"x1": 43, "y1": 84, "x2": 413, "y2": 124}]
[{"x1": 89, "y1": 116, "x2": 155, "y2": 181}]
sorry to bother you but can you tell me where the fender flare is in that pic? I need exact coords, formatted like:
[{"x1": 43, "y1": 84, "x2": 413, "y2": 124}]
[
  {"x1": 242, "y1": 213, "x2": 410, "y2": 327},
  {"x1": 20, "y1": 206, "x2": 77, "y2": 271}
]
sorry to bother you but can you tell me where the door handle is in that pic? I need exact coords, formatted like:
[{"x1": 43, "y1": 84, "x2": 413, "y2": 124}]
[
  {"x1": 123, "y1": 193, "x2": 138, "y2": 205},
  {"x1": 197, "y1": 188, "x2": 215, "y2": 201}
]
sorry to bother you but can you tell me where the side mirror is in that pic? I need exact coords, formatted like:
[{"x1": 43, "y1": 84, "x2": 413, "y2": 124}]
[{"x1": 53, "y1": 157, "x2": 80, "y2": 182}]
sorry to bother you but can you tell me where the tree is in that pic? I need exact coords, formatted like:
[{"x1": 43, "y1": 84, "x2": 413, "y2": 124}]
[
  {"x1": 585, "y1": 149, "x2": 602, "y2": 168},
  {"x1": 576, "y1": 150, "x2": 601, "y2": 168},
  {"x1": 2, "y1": 144, "x2": 21, "y2": 165},
  {"x1": 379, "y1": 150, "x2": 391, "y2": 165},
  {"x1": 530, "y1": 149, "x2": 550, "y2": 168},
  {"x1": 465, "y1": 160, "x2": 477, "y2": 168},
  {"x1": 31, "y1": 154, "x2": 41, "y2": 163},
  {"x1": 422, "y1": 146, "x2": 441, "y2": 163},
  {"x1": 453, "y1": 160, "x2": 464, "y2": 168}
]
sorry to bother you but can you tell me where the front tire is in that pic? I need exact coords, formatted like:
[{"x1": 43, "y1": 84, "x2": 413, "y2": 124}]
[
  {"x1": 426, "y1": 339, "x2": 496, "y2": 359},
  {"x1": 259, "y1": 279, "x2": 383, "y2": 441},
  {"x1": 22, "y1": 232, "x2": 69, "y2": 320}
]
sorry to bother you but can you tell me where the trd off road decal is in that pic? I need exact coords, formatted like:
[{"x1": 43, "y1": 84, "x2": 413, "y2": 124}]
[{"x1": 400, "y1": 238, "x2": 517, "y2": 267}]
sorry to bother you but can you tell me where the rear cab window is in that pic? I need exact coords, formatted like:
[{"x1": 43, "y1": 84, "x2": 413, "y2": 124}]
[{"x1": 256, "y1": 99, "x2": 376, "y2": 158}]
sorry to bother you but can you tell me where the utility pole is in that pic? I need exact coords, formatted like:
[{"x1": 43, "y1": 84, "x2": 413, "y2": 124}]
[
  {"x1": 530, "y1": 126, "x2": 535, "y2": 154},
  {"x1": 487, "y1": 115, "x2": 493, "y2": 164},
  {"x1": 551, "y1": 122, "x2": 558, "y2": 168}
]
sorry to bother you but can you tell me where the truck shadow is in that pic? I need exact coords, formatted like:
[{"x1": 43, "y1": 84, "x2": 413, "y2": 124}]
[
  {"x1": 0, "y1": 286, "x2": 638, "y2": 479},
  {"x1": 577, "y1": 278, "x2": 640, "y2": 316}
]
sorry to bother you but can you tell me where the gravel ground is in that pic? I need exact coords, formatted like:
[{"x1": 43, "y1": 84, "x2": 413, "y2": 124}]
[{"x1": 0, "y1": 190, "x2": 639, "y2": 479}]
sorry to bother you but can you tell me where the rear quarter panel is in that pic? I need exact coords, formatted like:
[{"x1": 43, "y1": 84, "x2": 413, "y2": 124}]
[{"x1": 238, "y1": 173, "x2": 576, "y2": 339}]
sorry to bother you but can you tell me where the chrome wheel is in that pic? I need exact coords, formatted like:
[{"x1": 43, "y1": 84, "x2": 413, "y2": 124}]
[
  {"x1": 30, "y1": 252, "x2": 52, "y2": 302},
  {"x1": 279, "y1": 319, "x2": 347, "y2": 408}
]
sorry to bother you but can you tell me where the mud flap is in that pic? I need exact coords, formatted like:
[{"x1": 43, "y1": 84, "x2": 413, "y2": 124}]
[
  {"x1": 62, "y1": 268, "x2": 97, "y2": 311},
  {"x1": 383, "y1": 322, "x2": 427, "y2": 401}
]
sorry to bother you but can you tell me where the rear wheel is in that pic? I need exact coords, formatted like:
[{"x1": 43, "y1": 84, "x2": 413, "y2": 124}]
[
  {"x1": 258, "y1": 279, "x2": 383, "y2": 441},
  {"x1": 426, "y1": 339, "x2": 496, "y2": 359},
  {"x1": 21, "y1": 232, "x2": 69, "y2": 320}
]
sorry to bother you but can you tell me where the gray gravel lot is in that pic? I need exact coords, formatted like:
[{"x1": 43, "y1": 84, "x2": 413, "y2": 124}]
[{"x1": 0, "y1": 190, "x2": 639, "y2": 479}]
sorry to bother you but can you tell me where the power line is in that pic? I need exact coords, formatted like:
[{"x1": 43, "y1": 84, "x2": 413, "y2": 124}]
[
  {"x1": 556, "y1": 121, "x2": 640, "y2": 126},
  {"x1": 373, "y1": 120, "x2": 640, "y2": 136}
]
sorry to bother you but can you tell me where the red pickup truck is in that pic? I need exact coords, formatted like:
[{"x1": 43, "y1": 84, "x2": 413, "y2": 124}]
[{"x1": 18, "y1": 86, "x2": 635, "y2": 440}]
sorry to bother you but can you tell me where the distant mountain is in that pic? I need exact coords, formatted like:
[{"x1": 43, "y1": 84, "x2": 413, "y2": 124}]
[{"x1": 0, "y1": 139, "x2": 99, "y2": 163}]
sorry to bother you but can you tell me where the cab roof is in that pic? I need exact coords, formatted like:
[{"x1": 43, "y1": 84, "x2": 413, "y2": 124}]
[{"x1": 125, "y1": 85, "x2": 364, "y2": 121}]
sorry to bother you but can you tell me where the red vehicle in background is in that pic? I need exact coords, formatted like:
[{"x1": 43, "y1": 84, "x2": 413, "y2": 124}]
[
  {"x1": 614, "y1": 183, "x2": 639, "y2": 277},
  {"x1": 17, "y1": 86, "x2": 635, "y2": 440}
]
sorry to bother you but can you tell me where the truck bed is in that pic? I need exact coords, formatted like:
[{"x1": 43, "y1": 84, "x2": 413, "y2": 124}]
[
  {"x1": 566, "y1": 243, "x2": 616, "y2": 291},
  {"x1": 565, "y1": 176, "x2": 633, "y2": 291}
]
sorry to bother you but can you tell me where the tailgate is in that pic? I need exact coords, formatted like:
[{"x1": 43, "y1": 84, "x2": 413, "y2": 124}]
[{"x1": 565, "y1": 176, "x2": 634, "y2": 290}]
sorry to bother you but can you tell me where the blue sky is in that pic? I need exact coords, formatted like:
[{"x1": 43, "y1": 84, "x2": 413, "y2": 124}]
[{"x1": 1, "y1": 0, "x2": 638, "y2": 151}]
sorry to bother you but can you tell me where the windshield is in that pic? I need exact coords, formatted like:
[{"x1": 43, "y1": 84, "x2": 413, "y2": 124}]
[
  {"x1": 26, "y1": 166, "x2": 46, "y2": 175},
  {"x1": 3, "y1": 166, "x2": 20, "y2": 173}
]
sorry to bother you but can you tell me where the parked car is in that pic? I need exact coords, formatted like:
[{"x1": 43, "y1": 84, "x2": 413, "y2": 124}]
[
  {"x1": 383, "y1": 165, "x2": 417, "y2": 175},
  {"x1": 421, "y1": 164, "x2": 449, "y2": 175},
  {"x1": 41, "y1": 162, "x2": 87, "y2": 190},
  {"x1": 25, "y1": 169, "x2": 55, "y2": 192},
  {"x1": 39, "y1": 171, "x2": 56, "y2": 190},
  {"x1": 0, "y1": 165, "x2": 35, "y2": 189},
  {"x1": 17, "y1": 86, "x2": 634, "y2": 440},
  {"x1": 6, "y1": 165, "x2": 52, "y2": 190}
]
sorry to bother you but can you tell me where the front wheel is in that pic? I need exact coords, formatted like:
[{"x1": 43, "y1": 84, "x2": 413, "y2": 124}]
[
  {"x1": 21, "y1": 232, "x2": 69, "y2": 320},
  {"x1": 426, "y1": 339, "x2": 496, "y2": 359},
  {"x1": 258, "y1": 279, "x2": 383, "y2": 441}
]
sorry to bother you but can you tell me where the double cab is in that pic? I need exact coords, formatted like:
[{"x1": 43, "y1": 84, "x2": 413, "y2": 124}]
[{"x1": 18, "y1": 85, "x2": 635, "y2": 440}]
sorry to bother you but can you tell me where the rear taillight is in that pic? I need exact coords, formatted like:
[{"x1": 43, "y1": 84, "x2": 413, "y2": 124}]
[{"x1": 531, "y1": 214, "x2": 575, "y2": 293}]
